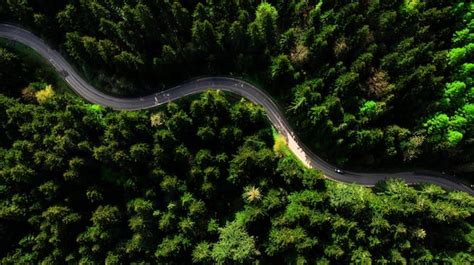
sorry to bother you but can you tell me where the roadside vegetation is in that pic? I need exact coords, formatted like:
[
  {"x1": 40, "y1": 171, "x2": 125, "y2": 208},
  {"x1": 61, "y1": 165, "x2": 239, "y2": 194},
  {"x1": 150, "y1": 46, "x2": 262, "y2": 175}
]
[
  {"x1": 0, "y1": 89, "x2": 473, "y2": 263},
  {"x1": 0, "y1": 1, "x2": 473, "y2": 263},
  {"x1": 0, "y1": 39, "x2": 69, "y2": 95},
  {"x1": 272, "y1": 128, "x2": 291, "y2": 158},
  {"x1": 1, "y1": 1, "x2": 472, "y2": 171}
]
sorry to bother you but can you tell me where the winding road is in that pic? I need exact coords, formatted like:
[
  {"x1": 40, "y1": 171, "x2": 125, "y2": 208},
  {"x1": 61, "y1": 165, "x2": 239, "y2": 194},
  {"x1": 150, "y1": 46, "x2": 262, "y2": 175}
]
[{"x1": 1, "y1": 23, "x2": 472, "y2": 195}]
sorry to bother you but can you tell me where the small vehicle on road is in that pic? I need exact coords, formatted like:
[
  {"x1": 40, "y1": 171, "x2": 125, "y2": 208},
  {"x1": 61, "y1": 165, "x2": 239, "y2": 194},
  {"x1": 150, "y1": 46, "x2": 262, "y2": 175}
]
[{"x1": 334, "y1": 169, "x2": 344, "y2": 174}]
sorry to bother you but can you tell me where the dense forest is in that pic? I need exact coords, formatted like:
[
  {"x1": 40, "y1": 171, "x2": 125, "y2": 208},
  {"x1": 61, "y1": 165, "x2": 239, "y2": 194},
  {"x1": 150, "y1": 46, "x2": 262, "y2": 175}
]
[
  {"x1": 0, "y1": 1, "x2": 474, "y2": 263},
  {"x1": 0, "y1": 85, "x2": 473, "y2": 263},
  {"x1": 0, "y1": 37, "x2": 472, "y2": 264},
  {"x1": 1, "y1": 0, "x2": 472, "y2": 171}
]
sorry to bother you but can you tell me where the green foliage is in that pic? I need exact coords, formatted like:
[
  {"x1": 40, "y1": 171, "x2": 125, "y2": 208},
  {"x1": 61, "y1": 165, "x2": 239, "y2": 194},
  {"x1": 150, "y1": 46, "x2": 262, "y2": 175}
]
[
  {"x1": 1, "y1": 0, "x2": 472, "y2": 168},
  {"x1": 252, "y1": 2, "x2": 279, "y2": 46},
  {"x1": 192, "y1": 241, "x2": 211, "y2": 263},
  {"x1": 0, "y1": 1, "x2": 473, "y2": 263},
  {"x1": 447, "y1": 130, "x2": 463, "y2": 147},
  {"x1": 0, "y1": 92, "x2": 471, "y2": 263},
  {"x1": 403, "y1": 0, "x2": 420, "y2": 12},
  {"x1": 270, "y1": 54, "x2": 295, "y2": 83},
  {"x1": 359, "y1": 100, "x2": 377, "y2": 118},
  {"x1": 424, "y1": 3, "x2": 474, "y2": 154},
  {"x1": 211, "y1": 221, "x2": 257, "y2": 264},
  {"x1": 0, "y1": 41, "x2": 66, "y2": 97}
]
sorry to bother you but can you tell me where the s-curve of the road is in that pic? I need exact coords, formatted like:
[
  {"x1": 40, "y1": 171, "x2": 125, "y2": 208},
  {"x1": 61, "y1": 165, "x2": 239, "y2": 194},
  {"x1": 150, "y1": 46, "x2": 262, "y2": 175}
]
[{"x1": 1, "y1": 23, "x2": 472, "y2": 195}]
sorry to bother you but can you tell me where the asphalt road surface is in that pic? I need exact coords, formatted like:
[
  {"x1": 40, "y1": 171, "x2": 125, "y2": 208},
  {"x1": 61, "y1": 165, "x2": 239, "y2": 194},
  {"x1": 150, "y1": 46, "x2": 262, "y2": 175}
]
[{"x1": 1, "y1": 23, "x2": 472, "y2": 195}]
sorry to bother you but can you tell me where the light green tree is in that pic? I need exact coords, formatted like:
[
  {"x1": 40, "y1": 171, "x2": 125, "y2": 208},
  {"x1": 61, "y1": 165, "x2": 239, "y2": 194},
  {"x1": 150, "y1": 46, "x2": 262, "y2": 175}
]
[{"x1": 211, "y1": 221, "x2": 257, "y2": 264}]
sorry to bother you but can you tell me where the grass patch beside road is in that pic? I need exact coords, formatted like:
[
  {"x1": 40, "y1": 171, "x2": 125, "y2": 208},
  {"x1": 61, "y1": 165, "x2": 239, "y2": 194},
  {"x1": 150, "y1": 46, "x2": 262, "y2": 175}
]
[
  {"x1": 272, "y1": 127, "x2": 309, "y2": 169},
  {"x1": 272, "y1": 127, "x2": 291, "y2": 157}
]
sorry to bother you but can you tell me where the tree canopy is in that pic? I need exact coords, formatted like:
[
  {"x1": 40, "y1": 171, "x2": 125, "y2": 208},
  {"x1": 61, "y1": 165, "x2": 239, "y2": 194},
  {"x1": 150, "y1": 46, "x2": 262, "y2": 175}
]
[
  {"x1": 0, "y1": 0, "x2": 472, "y2": 171},
  {"x1": 0, "y1": 1, "x2": 473, "y2": 263},
  {"x1": 0, "y1": 89, "x2": 472, "y2": 264}
]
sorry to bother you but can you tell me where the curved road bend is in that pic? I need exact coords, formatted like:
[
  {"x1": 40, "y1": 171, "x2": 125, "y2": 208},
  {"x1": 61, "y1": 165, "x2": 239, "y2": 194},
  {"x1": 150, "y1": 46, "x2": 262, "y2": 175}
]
[{"x1": 0, "y1": 24, "x2": 472, "y2": 195}]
